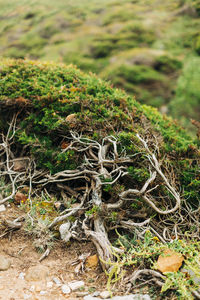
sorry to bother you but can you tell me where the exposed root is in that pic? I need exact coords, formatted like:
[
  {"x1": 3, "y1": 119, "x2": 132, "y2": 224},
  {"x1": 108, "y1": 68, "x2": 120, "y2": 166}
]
[
  {"x1": 128, "y1": 269, "x2": 165, "y2": 288},
  {"x1": 83, "y1": 216, "x2": 114, "y2": 271},
  {"x1": 1, "y1": 114, "x2": 200, "y2": 277},
  {"x1": 39, "y1": 248, "x2": 50, "y2": 262}
]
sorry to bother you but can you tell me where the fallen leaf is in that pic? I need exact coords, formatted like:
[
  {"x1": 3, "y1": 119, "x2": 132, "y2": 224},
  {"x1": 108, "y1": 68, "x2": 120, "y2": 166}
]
[
  {"x1": 61, "y1": 141, "x2": 70, "y2": 149},
  {"x1": 85, "y1": 254, "x2": 99, "y2": 269},
  {"x1": 156, "y1": 249, "x2": 184, "y2": 273}
]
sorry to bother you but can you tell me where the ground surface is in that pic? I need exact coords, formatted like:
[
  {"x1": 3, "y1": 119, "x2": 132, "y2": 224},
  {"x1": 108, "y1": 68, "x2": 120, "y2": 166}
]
[{"x1": 0, "y1": 205, "x2": 107, "y2": 300}]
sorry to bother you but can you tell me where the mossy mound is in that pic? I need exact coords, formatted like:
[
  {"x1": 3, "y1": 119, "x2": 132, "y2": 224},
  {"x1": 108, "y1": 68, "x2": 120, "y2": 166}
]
[
  {"x1": 0, "y1": 58, "x2": 200, "y2": 297},
  {"x1": 0, "y1": 58, "x2": 199, "y2": 202}
]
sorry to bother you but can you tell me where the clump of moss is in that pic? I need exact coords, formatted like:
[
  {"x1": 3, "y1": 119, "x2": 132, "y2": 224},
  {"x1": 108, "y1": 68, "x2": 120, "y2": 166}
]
[
  {"x1": 0, "y1": 58, "x2": 199, "y2": 202},
  {"x1": 0, "y1": 59, "x2": 200, "y2": 299}
]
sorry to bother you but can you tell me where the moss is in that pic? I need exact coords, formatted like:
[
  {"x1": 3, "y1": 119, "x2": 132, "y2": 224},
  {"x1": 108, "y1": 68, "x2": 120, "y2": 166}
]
[
  {"x1": 191, "y1": 0, "x2": 200, "y2": 15},
  {"x1": 0, "y1": 58, "x2": 199, "y2": 204},
  {"x1": 195, "y1": 35, "x2": 200, "y2": 55},
  {"x1": 102, "y1": 5, "x2": 137, "y2": 25},
  {"x1": 101, "y1": 49, "x2": 181, "y2": 107},
  {"x1": 89, "y1": 21, "x2": 155, "y2": 59},
  {"x1": 169, "y1": 56, "x2": 200, "y2": 134}
]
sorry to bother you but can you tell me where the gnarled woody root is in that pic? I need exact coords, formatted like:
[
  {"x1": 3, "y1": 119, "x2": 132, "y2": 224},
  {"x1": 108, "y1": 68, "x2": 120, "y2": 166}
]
[{"x1": 0, "y1": 114, "x2": 195, "y2": 272}]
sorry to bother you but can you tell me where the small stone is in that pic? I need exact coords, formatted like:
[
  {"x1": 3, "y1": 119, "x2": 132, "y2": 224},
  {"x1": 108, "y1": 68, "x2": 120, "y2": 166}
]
[
  {"x1": 29, "y1": 285, "x2": 35, "y2": 292},
  {"x1": 0, "y1": 204, "x2": 6, "y2": 212},
  {"x1": 46, "y1": 281, "x2": 53, "y2": 288},
  {"x1": 23, "y1": 295, "x2": 31, "y2": 300},
  {"x1": 182, "y1": 267, "x2": 200, "y2": 285},
  {"x1": 0, "y1": 255, "x2": 11, "y2": 271},
  {"x1": 84, "y1": 294, "x2": 151, "y2": 300},
  {"x1": 61, "y1": 284, "x2": 71, "y2": 294},
  {"x1": 35, "y1": 284, "x2": 42, "y2": 292},
  {"x1": 100, "y1": 291, "x2": 110, "y2": 299},
  {"x1": 116, "y1": 295, "x2": 151, "y2": 300},
  {"x1": 52, "y1": 277, "x2": 62, "y2": 286},
  {"x1": 91, "y1": 291, "x2": 100, "y2": 297},
  {"x1": 65, "y1": 113, "x2": 77, "y2": 123},
  {"x1": 156, "y1": 249, "x2": 184, "y2": 273},
  {"x1": 59, "y1": 222, "x2": 72, "y2": 242},
  {"x1": 25, "y1": 265, "x2": 49, "y2": 281},
  {"x1": 40, "y1": 291, "x2": 47, "y2": 295},
  {"x1": 65, "y1": 113, "x2": 77, "y2": 128},
  {"x1": 68, "y1": 280, "x2": 85, "y2": 291},
  {"x1": 19, "y1": 272, "x2": 25, "y2": 279},
  {"x1": 85, "y1": 255, "x2": 99, "y2": 269},
  {"x1": 76, "y1": 291, "x2": 89, "y2": 297},
  {"x1": 13, "y1": 158, "x2": 29, "y2": 172},
  {"x1": 84, "y1": 296, "x2": 99, "y2": 300}
]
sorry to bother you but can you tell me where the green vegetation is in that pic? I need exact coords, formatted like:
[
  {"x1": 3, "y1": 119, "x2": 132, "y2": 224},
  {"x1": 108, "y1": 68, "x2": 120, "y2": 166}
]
[
  {"x1": 169, "y1": 56, "x2": 200, "y2": 132},
  {"x1": 0, "y1": 58, "x2": 199, "y2": 199},
  {"x1": 0, "y1": 58, "x2": 199, "y2": 299},
  {"x1": 105, "y1": 232, "x2": 200, "y2": 300},
  {"x1": 0, "y1": 0, "x2": 199, "y2": 134}
]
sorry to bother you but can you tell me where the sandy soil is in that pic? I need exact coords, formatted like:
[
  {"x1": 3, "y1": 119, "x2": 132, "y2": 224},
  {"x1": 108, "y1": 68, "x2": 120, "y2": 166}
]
[{"x1": 0, "y1": 206, "x2": 107, "y2": 300}]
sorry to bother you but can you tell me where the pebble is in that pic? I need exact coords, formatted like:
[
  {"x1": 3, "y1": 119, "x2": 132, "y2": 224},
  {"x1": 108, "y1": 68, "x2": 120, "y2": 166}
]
[
  {"x1": 61, "y1": 284, "x2": 71, "y2": 294},
  {"x1": 19, "y1": 272, "x2": 25, "y2": 280},
  {"x1": 84, "y1": 296, "x2": 98, "y2": 300},
  {"x1": 91, "y1": 291, "x2": 100, "y2": 297},
  {"x1": 0, "y1": 204, "x2": 6, "y2": 212},
  {"x1": 25, "y1": 265, "x2": 49, "y2": 281},
  {"x1": 29, "y1": 285, "x2": 35, "y2": 292},
  {"x1": 84, "y1": 294, "x2": 151, "y2": 300},
  {"x1": 52, "y1": 277, "x2": 62, "y2": 286},
  {"x1": 100, "y1": 291, "x2": 110, "y2": 299},
  {"x1": 59, "y1": 222, "x2": 72, "y2": 242},
  {"x1": 76, "y1": 291, "x2": 89, "y2": 297},
  {"x1": 182, "y1": 267, "x2": 200, "y2": 285},
  {"x1": 40, "y1": 290, "x2": 47, "y2": 295},
  {"x1": 68, "y1": 280, "x2": 85, "y2": 291},
  {"x1": 46, "y1": 281, "x2": 53, "y2": 288},
  {"x1": 35, "y1": 284, "x2": 43, "y2": 292},
  {"x1": 0, "y1": 255, "x2": 11, "y2": 271}
]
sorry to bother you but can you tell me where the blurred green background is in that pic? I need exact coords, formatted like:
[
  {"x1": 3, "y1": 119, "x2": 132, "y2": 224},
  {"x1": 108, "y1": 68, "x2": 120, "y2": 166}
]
[{"x1": 0, "y1": 0, "x2": 199, "y2": 135}]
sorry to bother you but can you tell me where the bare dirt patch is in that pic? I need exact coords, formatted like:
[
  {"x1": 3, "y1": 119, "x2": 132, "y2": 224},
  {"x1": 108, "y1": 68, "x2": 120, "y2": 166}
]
[{"x1": 0, "y1": 206, "x2": 107, "y2": 300}]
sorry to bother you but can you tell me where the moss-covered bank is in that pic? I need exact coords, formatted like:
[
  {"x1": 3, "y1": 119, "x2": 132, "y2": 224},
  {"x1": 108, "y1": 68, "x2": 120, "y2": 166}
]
[
  {"x1": 0, "y1": 58, "x2": 199, "y2": 205},
  {"x1": 1, "y1": 58, "x2": 200, "y2": 299}
]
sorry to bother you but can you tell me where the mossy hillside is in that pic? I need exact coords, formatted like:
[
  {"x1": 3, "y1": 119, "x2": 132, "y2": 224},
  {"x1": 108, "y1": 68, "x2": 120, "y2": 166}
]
[
  {"x1": 0, "y1": 59, "x2": 199, "y2": 205},
  {"x1": 169, "y1": 56, "x2": 200, "y2": 132},
  {"x1": 100, "y1": 48, "x2": 182, "y2": 107}
]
